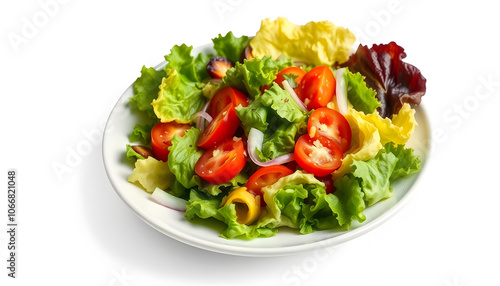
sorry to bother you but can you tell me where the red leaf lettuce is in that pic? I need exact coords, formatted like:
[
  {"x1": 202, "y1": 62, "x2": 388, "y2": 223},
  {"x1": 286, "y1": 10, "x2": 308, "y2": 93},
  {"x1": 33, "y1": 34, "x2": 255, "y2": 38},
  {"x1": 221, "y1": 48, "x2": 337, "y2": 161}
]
[{"x1": 341, "y1": 42, "x2": 426, "y2": 118}]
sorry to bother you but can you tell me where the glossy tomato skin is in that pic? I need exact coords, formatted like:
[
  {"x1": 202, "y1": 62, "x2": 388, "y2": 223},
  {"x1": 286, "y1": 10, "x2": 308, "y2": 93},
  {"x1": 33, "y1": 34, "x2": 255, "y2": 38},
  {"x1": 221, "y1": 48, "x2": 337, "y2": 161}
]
[
  {"x1": 197, "y1": 103, "x2": 239, "y2": 149},
  {"x1": 209, "y1": 87, "x2": 249, "y2": 118},
  {"x1": 195, "y1": 138, "x2": 247, "y2": 184},
  {"x1": 274, "y1": 67, "x2": 306, "y2": 90},
  {"x1": 294, "y1": 134, "x2": 343, "y2": 177},
  {"x1": 151, "y1": 121, "x2": 191, "y2": 161},
  {"x1": 246, "y1": 165, "x2": 293, "y2": 206},
  {"x1": 308, "y1": 107, "x2": 352, "y2": 152},
  {"x1": 298, "y1": 66, "x2": 336, "y2": 110}
]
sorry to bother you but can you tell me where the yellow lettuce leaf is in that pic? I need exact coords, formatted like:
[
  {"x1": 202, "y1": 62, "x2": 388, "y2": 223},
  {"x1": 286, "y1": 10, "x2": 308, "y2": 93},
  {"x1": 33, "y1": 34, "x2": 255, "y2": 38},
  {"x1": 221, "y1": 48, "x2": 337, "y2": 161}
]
[
  {"x1": 128, "y1": 157, "x2": 174, "y2": 193},
  {"x1": 357, "y1": 103, "x2": 417, "y2": 145},
  {"x1": 333, "y1": 103, "x2": 417, "y2": 179},
  {"x1": 249, "y1": 17, "x2": 356, "y2": 66},
  {"x1": 333, "y1": 109, "x2": 383, "y2": 179}
]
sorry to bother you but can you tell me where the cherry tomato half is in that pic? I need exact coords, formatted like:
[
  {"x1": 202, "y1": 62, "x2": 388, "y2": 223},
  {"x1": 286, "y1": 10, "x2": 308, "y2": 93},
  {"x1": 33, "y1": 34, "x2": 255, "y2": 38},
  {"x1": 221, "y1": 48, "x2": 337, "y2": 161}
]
[
  {"x1": 208, "y1": 87, "x2": 249, "y2": 118},
  {"x1": 151, "y1": 121, "x2": 191, "y2": 161},
  {"x1": 195, "y1": 138, "x2": 247, "y2": 184},
  {"x1": 307, "y1": 107, "x2": 352, "y2": 152},
  {"x1": 294, "y1": 134, "x2": 343, "y2": 177},
  {"x1": 197, "y1": 103, "x2": 239, "y2": 149},
  {"x1": 246, "y1": 165, "x2": 294, "y2": 206},
  {"x1": 297, "y1": 66, "x2": 336, "y2": 110},
  {"x1": 274, "y1": 67, "x2": 306, "y2": 91}
]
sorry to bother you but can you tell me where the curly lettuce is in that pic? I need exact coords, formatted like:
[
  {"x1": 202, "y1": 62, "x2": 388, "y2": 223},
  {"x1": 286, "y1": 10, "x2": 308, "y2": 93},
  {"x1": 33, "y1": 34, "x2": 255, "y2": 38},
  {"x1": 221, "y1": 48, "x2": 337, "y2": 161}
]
[
  {"x1": 250, "y1": 17, "x2": 356, "y2": 66},
  {"x1": 222, "y1": 55, "x2": 292, "y2": 99},
  {"x1": 212, "y1": 31, "x2": 250, "y2": 63},
  {"x1": 130, "y1": 66, "x2": 167, "y2": 120},
  {"x1": 127, "y1": 157, "x2": 174, "y2": 193},
  {"x1": 167, "y1": 127, "x2": 203, "y2": 190},
  {"x1": 152, "y1": 69, "x2": 206, "y2": 123}
]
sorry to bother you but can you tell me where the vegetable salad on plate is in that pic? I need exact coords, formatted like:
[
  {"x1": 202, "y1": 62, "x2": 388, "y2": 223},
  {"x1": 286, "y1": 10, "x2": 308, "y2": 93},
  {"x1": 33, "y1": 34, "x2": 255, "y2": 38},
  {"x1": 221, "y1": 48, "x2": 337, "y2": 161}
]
[{"x1": 125, "y1": 17, "x2": 427, "y2": 239}]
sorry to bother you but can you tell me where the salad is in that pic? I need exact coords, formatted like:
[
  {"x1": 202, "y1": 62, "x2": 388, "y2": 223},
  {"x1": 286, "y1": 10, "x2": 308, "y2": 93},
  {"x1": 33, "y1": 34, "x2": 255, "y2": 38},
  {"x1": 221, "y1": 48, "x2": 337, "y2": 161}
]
[{"x1": 125, "y1": 17, "x2": 427, "y2": 240}]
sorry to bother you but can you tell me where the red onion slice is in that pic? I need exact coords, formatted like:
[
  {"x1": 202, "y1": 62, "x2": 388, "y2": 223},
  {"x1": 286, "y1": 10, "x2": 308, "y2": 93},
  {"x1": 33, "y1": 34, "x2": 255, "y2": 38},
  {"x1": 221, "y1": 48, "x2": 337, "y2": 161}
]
[
  {"x1": 151, "y1": 187, "x2": 187, "y2": 212},
  {"x1": 282, "y1": 80, "x2": 308, "y2": 112},
  {"x1": 247, "y1": 128, "x2": 295, "y2": 167},
  {"x1": 192, "y1": 100, "x2": 212, "y2": 130}
]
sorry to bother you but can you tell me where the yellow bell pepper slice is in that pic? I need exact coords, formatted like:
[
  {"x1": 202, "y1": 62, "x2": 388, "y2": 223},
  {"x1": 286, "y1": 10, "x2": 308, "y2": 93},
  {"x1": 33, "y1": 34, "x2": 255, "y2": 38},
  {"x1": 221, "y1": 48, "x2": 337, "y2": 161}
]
[{"x1": 222, "y1": 187, "x2": 261, "y2": 225}]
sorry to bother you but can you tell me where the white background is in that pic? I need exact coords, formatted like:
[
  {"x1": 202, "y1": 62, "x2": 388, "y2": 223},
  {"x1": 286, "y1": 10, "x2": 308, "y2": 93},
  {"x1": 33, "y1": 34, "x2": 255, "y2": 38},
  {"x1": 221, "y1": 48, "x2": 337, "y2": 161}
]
[{"x1": 1, "y1": 0, "x2": 499, "y2": 285}]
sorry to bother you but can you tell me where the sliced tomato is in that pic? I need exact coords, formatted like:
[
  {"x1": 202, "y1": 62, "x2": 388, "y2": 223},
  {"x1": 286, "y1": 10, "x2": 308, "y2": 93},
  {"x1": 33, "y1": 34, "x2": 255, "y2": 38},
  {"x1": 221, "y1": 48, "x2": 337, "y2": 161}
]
[
  {"x1": 316, "y1": 175, "x2": 335, "y2": 194},
  {"x1": 151, "y1": 121, "x2": 191, "y2": 161},
  {"x1": 294, "y1": 134, "x2": 343, "y2": 177},
  {"x1": 246, "y1": 165, "x2": 293, "y2": 206},
  {"x1": 208, "y1": 87, "x2": 249, "y2": 117},
  {"x1": 308, "y1": 107, "x2": 352, "y2": 152},
  {"x1": 274, "y1": 67, "x2": 306, "y2": 92},
  {"x1": 197, "y1": 103, "x2": 239, "y2": 149},
  {"x1": 297, "y1": 65, "x2": 336, "y2": 110},
  {"x1": 195, "y1": 138, "x2": 247, "y2": 184}
]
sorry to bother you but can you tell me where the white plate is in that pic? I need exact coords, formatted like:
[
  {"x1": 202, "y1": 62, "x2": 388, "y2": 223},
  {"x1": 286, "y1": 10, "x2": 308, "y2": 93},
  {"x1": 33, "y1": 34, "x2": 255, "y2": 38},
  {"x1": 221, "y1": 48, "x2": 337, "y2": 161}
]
[{"x1": 102, "y1": 44, "x2": 431, "y2": 257}]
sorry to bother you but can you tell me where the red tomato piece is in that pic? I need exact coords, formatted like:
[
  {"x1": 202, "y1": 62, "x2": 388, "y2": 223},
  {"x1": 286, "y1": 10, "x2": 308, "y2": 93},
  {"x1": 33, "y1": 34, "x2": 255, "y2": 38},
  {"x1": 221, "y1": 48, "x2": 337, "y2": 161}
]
[
  {"x1": 197, "y1": 103, "x2": 239, "y2": 149},
  {"x1": 297, "y1": 66, "x2": 336, "y2": 110},
  {"x1": 195, "y1": 138, "x2": 247, "y2": 184},
  {"x1": 307, "y1": 107, "x2": 352, "y2": 152},
  {"x1": 150, "y1": 121, "x2": 191, "y2": 162},
  {"x1": 274, "y1": 66, "x2": 306, "y2": 92},
  {"x1": 208, "y1": 87, "x2": 249, "y2": 118},
  {"x1": 294, "y1": 134, "x2": 343, "y2": 177},
  {"x1": 316, "y1": 175, "x2": 335, "y2": 194},
  {"x1": 246, "y1": 165, "x2": 294, "y2": 206}
]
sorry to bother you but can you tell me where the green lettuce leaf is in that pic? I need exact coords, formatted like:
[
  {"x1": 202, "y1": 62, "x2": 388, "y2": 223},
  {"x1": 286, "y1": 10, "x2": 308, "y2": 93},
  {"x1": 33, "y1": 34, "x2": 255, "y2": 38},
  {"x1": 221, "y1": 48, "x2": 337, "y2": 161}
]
[
  {"x1": 184, "y1": 189, "x2": 276, "y2": 239},
  {"x1": 164, "y1": 44, "x2": 210, "y2": 82},
  {"x1": 344, "y1": 68, "x2": 381, "y2": 114},
  {"x1": 125, "y1": 144, "x2": 145, "y2": 160},
  {"x1": 218, "y1": 204, "x2": 277, "y2": 239},
  {"x1": 384, "y1": 143, "x2": 421, "y2": 181},
  {"x1": 261, "y1": 117, "x2": 306, "y2": 160},
  {"x1": 260, "y1": 82, "x2": 306, "y2": 123},
  {"x1": 212, "y1": 31, "x2": 250, "y2": 63},
  {"x1": 130, "y1": 66, "x2": 167, "y2": 120},
  {"x1": 259, "y1": 171, "x2": 366, "y2": 233},
  {"x1": 129, "y1": 123, "x2": 154, "y2": 144},
  {"x1": 167, "y1": 127, "x2": 203, "y2": 189},
  {"x1": 185, "y1": 189, "x2": 223, "y2": 221},
  {"x1": 273, "y1": 184, "x2": 308, "y2": 228},
  {"x1": 300, "y1": 185, "x2": 344, "y2": 234},
  {"x1": 152, "y1": 69, "x2": 207, "y2": 123},
  {"x1": 222, "y1": 55, "x2": 293, "y2": 99},
  {"x1": 348, "y1": 142, "x2": 421, "y2": 206},
  {"x1": 198, "y1": 173, "x2": 248, "y2": 196},
  {"x1": 332, "y1": 175, "x2": 366, "y2": 226},
  {"x1": 235, "y1": 99, "x2": 269, "y2": 135},
  {"x1": 235, "y1": 83, "x2": 308, "y2": 160},
  {"x1": 351, "y1": 150, "x2": 398, "y2": 206}
]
